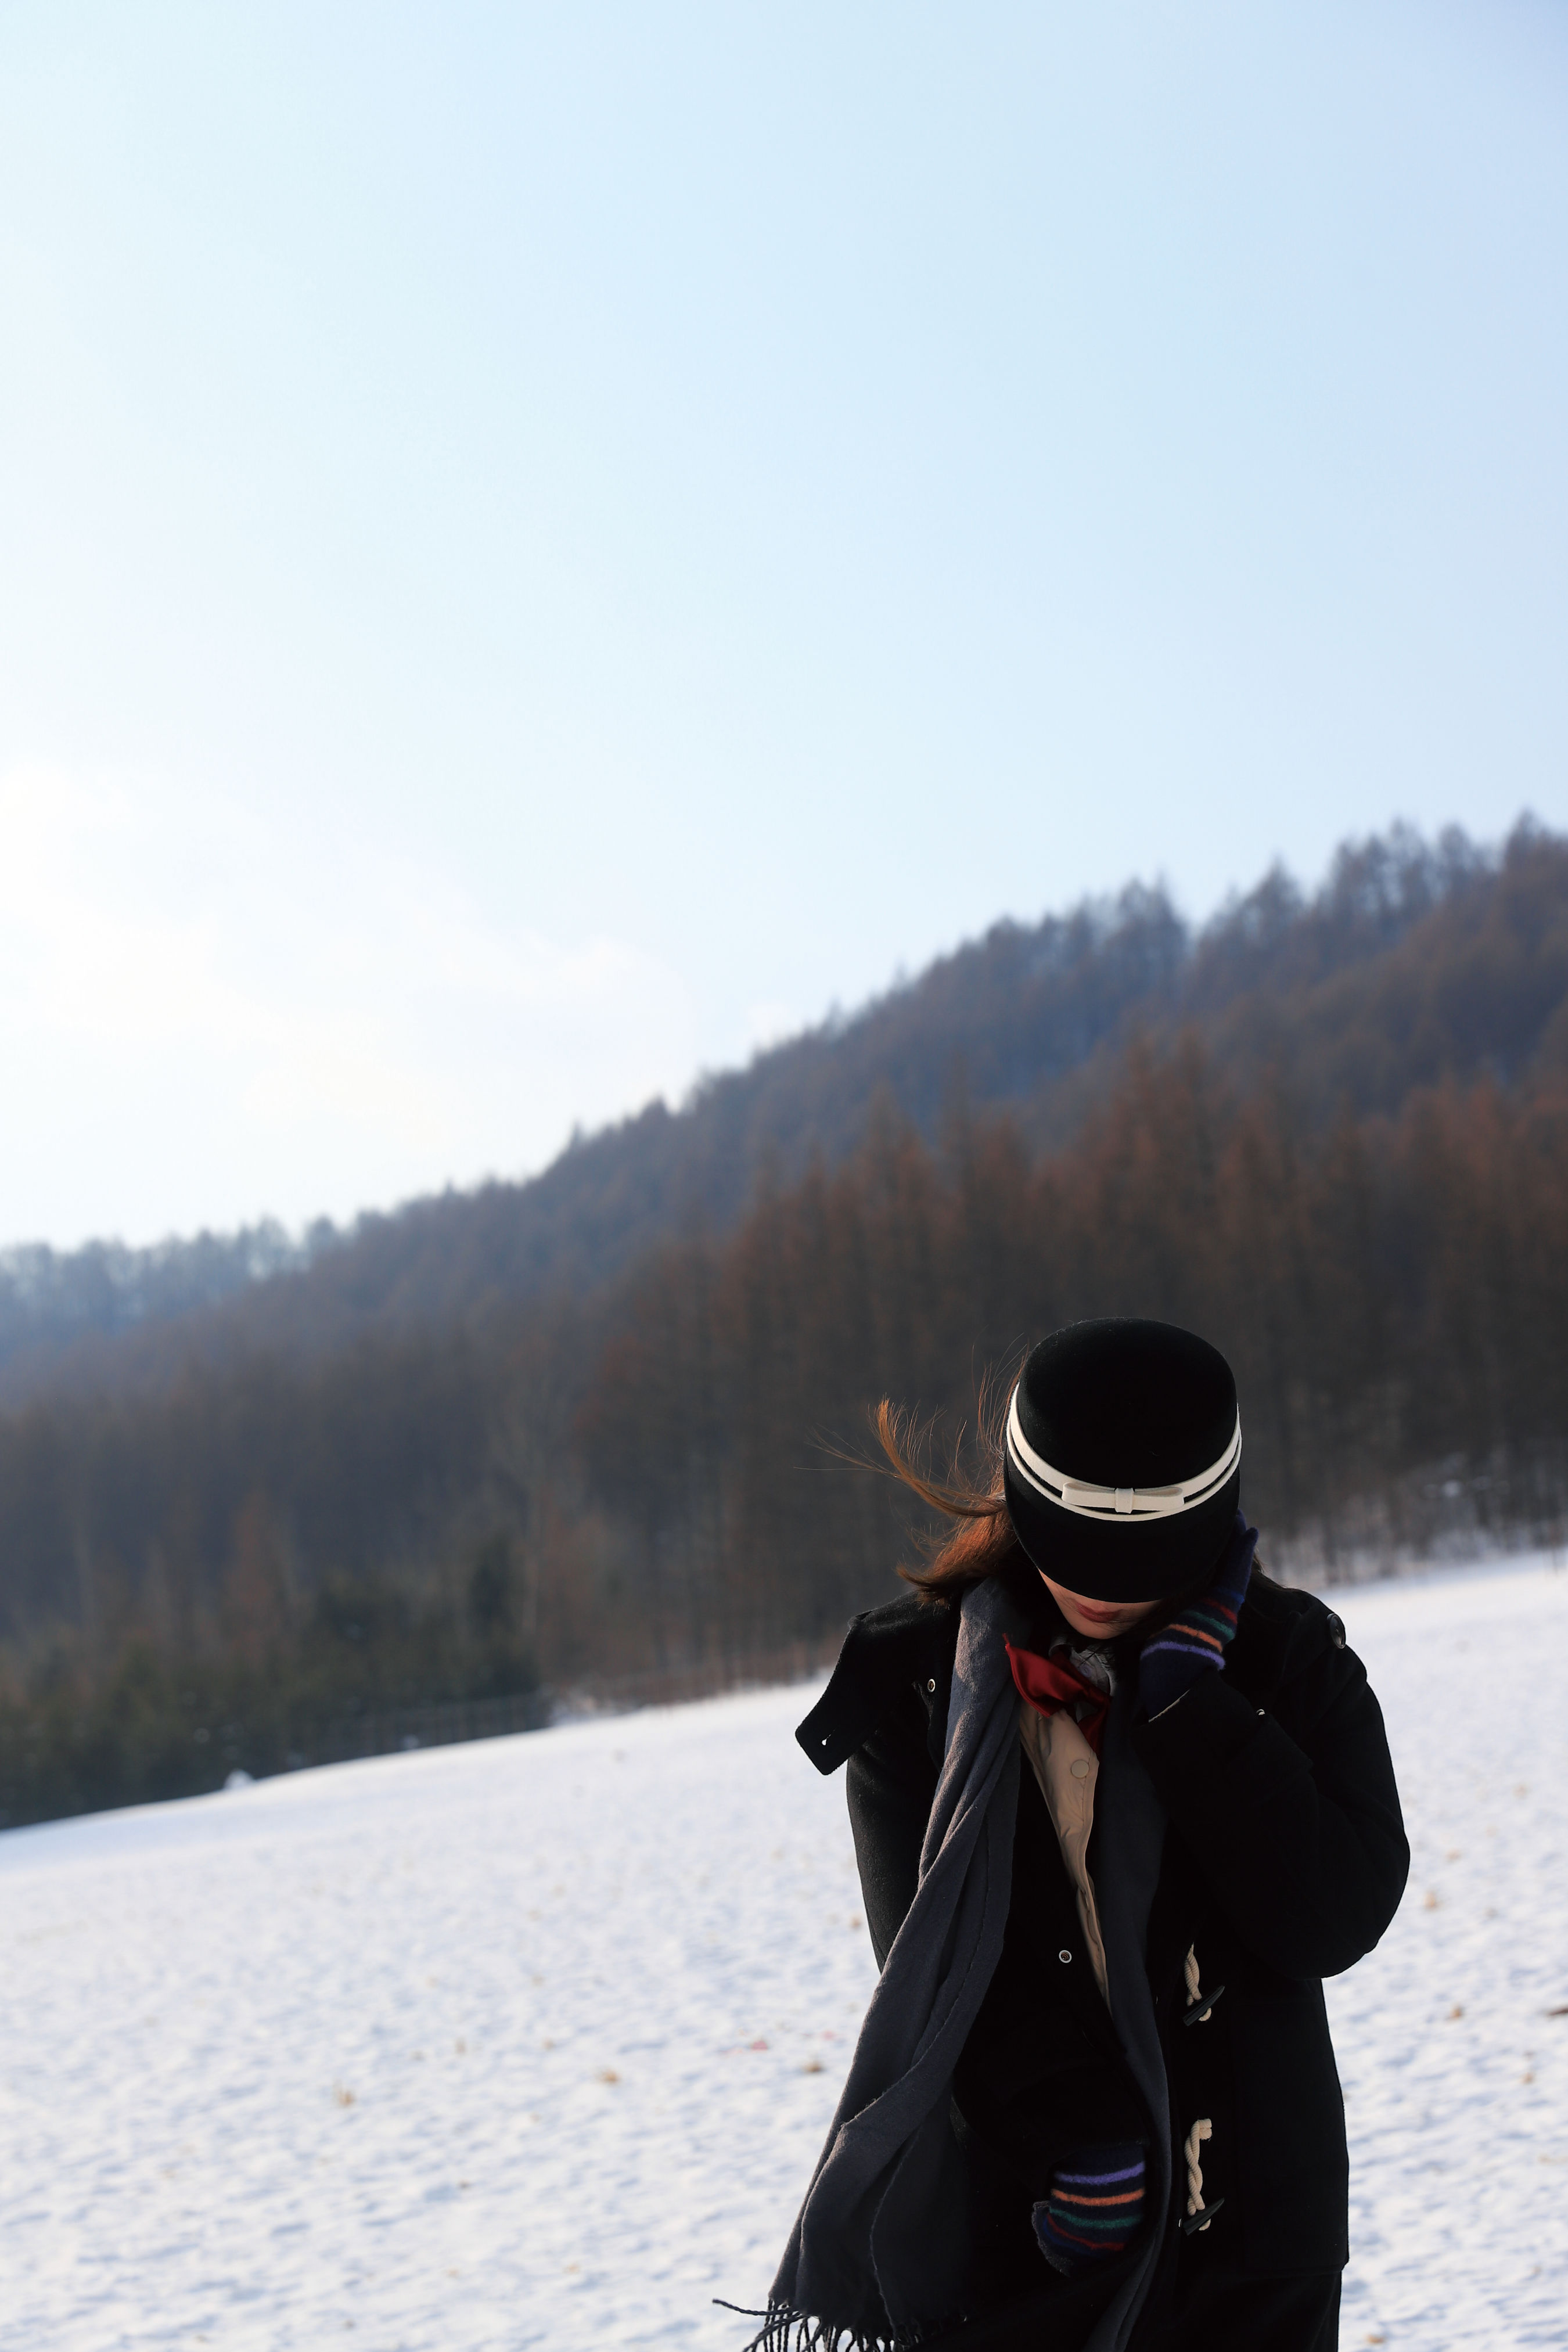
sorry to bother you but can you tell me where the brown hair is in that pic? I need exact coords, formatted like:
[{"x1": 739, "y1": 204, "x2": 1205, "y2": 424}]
[{"x1": 871, "y1": 1375, "x2": 1026, "y2": 1598}]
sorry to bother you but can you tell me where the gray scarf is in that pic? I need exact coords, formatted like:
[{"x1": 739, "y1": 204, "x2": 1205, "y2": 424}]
[{"x1": 747, "y1": 1577, "x2": 1170, "y2": 2352}]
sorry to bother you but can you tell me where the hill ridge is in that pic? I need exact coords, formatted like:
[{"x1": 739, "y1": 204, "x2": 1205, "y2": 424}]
[{"x1": 1, "y1": 814, "x2": 1559, "y2": 1408}]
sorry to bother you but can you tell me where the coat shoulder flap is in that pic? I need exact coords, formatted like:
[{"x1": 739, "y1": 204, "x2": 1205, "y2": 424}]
[
  {"x1": 1225, "y1": 1569, "x2": 1347, "y2": 1709},
  {"x1": 795, "y1": 1591, "x2": 959, "y2": 1775}
]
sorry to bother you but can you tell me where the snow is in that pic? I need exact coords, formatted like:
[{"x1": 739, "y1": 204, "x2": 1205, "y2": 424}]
[
  {"x1": 1, "y1": 1558, "x2": 1565, "y2": 2351},
  {"x1": 1322, "y1": 1560, "x2": 1568, "y2": 2350}
]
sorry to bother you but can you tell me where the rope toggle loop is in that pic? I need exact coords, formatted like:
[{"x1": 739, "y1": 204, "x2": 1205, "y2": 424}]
[
  {"x1": 1182, "y1": 1943, "x2": 1224, "y2": 2028},
  {"x1": 1180, "y1": 2117, "x2": 1226, "y2": 2236},
  {"x1": 1178, "y1": 1945, "x2": 1226, "y2": 2236}
]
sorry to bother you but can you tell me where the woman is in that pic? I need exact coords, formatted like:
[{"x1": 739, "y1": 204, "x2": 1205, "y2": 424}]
[{"x1": 747, "y1": 1318, "x2": 1408, "y2": 2352}]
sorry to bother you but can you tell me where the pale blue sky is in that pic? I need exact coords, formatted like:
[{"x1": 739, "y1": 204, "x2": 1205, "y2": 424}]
[{"x1": 2, "y1": 1, "x2": 1566, "y2": 1245}]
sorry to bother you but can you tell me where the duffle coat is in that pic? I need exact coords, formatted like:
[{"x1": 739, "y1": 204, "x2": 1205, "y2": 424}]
[{"x1": 796, "y1": 1565, "x2": 1409, "y2": 2351}]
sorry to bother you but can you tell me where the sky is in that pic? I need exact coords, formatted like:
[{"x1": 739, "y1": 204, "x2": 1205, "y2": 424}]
[{"x1": 2, "y1": 1, "x2": 1566, "y2": 1249}]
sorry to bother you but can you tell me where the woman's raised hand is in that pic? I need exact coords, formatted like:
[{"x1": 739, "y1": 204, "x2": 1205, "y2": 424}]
[{"x1": 1137, "y1": 1515, "x2": 1257, "y2": 1719}]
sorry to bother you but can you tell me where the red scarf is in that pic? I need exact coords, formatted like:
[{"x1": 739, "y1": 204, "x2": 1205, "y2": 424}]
[{"x1": 1005, "y1": 1638, "x2": 1111, "y2": 1757}]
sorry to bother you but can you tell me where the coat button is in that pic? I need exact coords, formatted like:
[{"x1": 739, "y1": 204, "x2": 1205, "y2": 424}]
[
  {"x1": 1058, "y1": 1948, "x2": 1073, "y2": 1964},
  {"x1": 1070, "y1": 1757, "x2": 1091, "y2": 1779},
  {"x1": 926, "y1": 1678, "x2": 937, "y2": 1693},
  {"x1": 1325, "y1": 1612, "x2": 1346, "y2": 1649}
]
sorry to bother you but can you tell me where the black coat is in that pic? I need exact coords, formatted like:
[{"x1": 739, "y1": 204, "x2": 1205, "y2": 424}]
[{"x1": 796, "y1": 1566, "x2": 1409, "y2": 2349}]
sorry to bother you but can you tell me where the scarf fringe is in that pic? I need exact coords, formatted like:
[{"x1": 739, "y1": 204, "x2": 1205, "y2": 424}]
[{"x1": 717, "y1": 2299, "x2": 943, "y2": 2352}]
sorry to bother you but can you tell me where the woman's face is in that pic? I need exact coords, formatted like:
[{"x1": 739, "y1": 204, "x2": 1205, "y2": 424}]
[{"x1": 1039, "y1": 1573, "x2": 1160, "y2": 1640}]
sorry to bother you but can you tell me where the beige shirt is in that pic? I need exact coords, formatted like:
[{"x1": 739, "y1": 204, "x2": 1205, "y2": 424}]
[{"x1": 1019, "y1": 1699, "x2": 1111, "y2": 2007}]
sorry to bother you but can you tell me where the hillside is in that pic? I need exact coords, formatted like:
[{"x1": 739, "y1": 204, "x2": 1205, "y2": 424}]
[
  {"x1": 3, "y1": 815, "x2": 1567, "y2": 1831},
  {"x1": 2, "y1": 816, "x2": 1563, "y2": 1409}
]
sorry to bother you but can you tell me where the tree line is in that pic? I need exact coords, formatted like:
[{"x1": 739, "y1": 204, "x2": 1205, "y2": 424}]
[
  {"x1": 2, "y1": 1032, "x2": 1566, "y2": 1825},
  {"x1": 8, "y1": 818, "x2": 1562, "y2": 1416}
]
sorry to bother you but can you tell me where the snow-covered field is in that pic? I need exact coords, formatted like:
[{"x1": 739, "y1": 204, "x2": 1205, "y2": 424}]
[{"x1": 2, "y1": 1559, "x2": 1565, "y2": 2352}]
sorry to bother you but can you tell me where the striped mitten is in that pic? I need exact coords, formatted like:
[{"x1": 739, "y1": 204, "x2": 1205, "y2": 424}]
[
  {"x1": 1137, "y1": 1515, "x2": 1257, "y2": 1720},
  {"x1": 1031, "y1": 2143, "x2": 1146, "y2": 2275}
]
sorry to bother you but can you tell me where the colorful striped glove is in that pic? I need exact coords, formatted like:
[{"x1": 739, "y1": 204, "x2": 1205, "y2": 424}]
[
  {"x1": 1032, "y1": 2142, "x2": 1146, "y2": 2275},
  {"x1": 1137, "y1": 1513, "x2": 1257, "y2": 1720}
]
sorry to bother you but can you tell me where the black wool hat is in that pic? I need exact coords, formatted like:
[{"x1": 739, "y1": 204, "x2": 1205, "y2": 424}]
[{"x1": 1001, "y1": 1318, "x2": 1241, "y2": 1602}]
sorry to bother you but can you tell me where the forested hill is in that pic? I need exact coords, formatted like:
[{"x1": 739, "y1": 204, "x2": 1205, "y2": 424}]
[
  {"x1": 2, "y1": 816, "x2": 1565, "y2": 1407},
  {"x1": 5, "y1": 815, "x2": 1568, "y2": 1827}
]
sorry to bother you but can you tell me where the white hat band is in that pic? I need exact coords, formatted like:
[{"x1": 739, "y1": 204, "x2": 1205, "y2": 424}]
[{"x1": 1006, "y1": 1389, "x2": 1242, "y2": 1522}]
